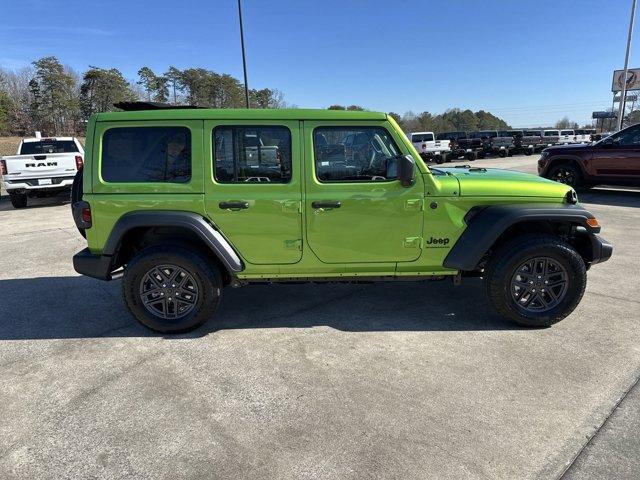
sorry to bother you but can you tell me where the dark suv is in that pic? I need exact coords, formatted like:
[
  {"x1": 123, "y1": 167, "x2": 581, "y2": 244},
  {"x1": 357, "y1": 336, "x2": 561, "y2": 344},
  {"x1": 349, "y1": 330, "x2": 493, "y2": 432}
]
[{"x1": 538, "y1": 123, "x2": 640, "y2": 190}]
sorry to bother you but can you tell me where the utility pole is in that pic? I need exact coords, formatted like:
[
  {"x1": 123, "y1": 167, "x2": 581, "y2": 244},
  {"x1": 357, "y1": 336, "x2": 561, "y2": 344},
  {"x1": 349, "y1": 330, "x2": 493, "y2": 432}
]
[
  {"x1": 237, "y1": 0, "x2": 250, "y2": 108},
  {"x1": 618, "y1": 0, "x2": 637, "y2": 131}
]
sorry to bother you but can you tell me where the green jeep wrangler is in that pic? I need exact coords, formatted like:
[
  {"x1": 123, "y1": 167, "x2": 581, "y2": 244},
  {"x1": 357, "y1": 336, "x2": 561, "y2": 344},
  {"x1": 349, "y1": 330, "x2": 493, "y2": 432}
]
[{"x1": 71, "y1": 103, "x2": 612, "y2": 333}]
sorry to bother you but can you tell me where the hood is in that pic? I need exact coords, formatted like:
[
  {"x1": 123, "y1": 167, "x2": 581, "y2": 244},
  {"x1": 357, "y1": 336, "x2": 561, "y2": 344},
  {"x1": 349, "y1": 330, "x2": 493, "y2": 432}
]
[
  {"x1": 435, "y1": 167, "x2": 572, "y2": 198},
  {"x1": 543, "y1": 143, "x2": 592, "y2": 153}
]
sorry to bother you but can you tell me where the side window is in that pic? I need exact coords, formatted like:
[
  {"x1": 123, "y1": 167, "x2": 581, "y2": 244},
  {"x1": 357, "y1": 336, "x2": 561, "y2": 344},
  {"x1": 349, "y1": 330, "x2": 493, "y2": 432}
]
[
  {"x1": 314, "y1": 127, "x2": 402, "y2": 182},
  {"x1": 613, "y1": 125, "x2": 640, "y2": 146},
  {"x1": 213, "y1": 126, "x2": 292, "y2": 183},
  {"x1": 102, "y1": 127, "x2": 191, "y2": 183}
]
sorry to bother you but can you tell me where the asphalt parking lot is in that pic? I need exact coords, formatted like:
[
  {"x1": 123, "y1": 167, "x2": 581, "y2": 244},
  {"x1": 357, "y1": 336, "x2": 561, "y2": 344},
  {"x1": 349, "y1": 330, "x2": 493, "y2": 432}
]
[{"x1": 1, "y1": 155, "x2": 639, "y2": 479}]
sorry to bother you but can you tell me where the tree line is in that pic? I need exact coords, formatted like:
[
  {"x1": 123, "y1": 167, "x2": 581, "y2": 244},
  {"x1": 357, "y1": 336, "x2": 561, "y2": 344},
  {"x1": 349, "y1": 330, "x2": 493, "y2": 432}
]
[
  {"x1": 389, "y1": 109, "x2": 510, "y2": 133},
  {"x1": 0, "y1": 56, "x2": 532, "y2": 138},
  {"x1": 0, "y1": 56, "x2": 287, "y2": 136}
]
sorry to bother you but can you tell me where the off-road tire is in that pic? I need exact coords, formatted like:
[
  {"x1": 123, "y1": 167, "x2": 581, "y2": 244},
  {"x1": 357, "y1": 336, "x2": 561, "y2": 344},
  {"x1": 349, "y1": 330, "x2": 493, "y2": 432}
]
[
  {"x1": 524, "y1": 149, "x2": 532, "y2": 156},
  {"x1": 123, "y1": 245, "x2": 222, "y2": 333},
  {"x1": 435, "y1": 154, "x2": 445, "y2": 164},
  {"x1": 9, "y1": 192, "x2": 27, "y2": 209},
  {"x1": 498, "y1": 150, "x2": 507, "y2": 158},
  {"x1": 465, "y1": 152, "x2": 476, "y2": 161},
  {"x1": 548, "y1": 163, "x2": 585, "y2": 191},
  {"x1": 484, "y1": 234, "x2": 587, "y2": 327}
]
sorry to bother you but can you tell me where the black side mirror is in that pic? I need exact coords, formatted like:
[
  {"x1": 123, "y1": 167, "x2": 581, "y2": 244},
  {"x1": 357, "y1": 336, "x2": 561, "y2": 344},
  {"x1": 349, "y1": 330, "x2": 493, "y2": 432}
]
[
  {"x1": 398, "y1": 155, "x2": 415, "y2": 187},
  {"x1": 600, "y1": 137, "x2": 616, "y2": 147}
]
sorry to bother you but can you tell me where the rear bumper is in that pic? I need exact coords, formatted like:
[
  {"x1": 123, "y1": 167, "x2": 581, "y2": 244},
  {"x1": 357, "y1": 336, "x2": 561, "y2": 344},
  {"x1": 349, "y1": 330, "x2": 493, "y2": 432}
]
[
  {"x1": 589, "y1": 233, "x2": 613, "y2": 265},
  {"x1": 4, "y1": 176, "x2": 74, "y2": 191},
  {"x1": 73, "y1": 248, "x2": 114, "y2": 281}
]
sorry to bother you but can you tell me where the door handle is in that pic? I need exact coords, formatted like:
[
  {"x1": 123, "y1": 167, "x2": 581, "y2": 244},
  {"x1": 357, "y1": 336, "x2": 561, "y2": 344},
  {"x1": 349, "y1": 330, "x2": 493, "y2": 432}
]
[
  {"x1": 219, "y1": 201, "x2": 249, "y2": 210},
  {"x1": 312, "y1": 201, "x2": 341, "y2": 209}
]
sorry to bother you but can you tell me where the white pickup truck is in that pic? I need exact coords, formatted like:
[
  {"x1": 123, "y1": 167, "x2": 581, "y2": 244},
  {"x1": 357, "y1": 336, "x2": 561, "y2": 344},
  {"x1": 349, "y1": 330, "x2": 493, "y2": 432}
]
[
  {"x1": 409, "y1": 132, "x2": 451, "y2": 163},
  {"x1": 0, "y1": 135, "x2": 84, "y2": 208},
  {"x1": 557, "y1": 129, "x2": 576, "y2": 145}
]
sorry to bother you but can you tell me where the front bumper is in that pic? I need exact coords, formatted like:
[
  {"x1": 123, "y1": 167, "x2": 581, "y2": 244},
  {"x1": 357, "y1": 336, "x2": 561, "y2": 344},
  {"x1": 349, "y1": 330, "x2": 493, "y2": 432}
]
[
  {"x1": 73, "y1": 248, "x2": 115, "y2": 281},
  {"x1": 589, "y1": 233, "x2": 613, "y2": 265}
]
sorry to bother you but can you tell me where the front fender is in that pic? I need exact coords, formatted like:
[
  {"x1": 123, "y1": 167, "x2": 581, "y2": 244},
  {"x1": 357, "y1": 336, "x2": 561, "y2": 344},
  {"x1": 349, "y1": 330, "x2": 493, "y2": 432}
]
[{"x1": 443, "y1": 204, "x2": 602, "y2": 271}]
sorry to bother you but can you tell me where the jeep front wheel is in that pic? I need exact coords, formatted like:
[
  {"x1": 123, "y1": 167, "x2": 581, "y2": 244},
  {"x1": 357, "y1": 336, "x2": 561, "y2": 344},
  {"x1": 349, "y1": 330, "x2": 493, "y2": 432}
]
[
  {"x1": 123, "y1": 245, "x2": 222, "y2": 333},
  {"x1": 484, "y1": 234, "x2": 586, "y2": 327}
]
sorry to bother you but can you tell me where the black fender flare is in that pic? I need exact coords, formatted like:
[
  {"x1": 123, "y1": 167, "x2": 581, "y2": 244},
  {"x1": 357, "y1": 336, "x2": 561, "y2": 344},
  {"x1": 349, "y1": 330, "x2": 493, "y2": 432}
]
[
  {"x1": 104, "y1": 211, "x2": 244, "y2": 273},
  {"x1": 443, "y1": 204, "x2": 601, "y2": 271}
]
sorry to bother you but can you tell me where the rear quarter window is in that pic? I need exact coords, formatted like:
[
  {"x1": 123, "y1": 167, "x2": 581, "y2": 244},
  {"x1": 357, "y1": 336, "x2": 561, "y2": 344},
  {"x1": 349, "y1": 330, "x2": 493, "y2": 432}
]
[{"x1": 101, "y1": 127, "x2": 191, "y2": 183}]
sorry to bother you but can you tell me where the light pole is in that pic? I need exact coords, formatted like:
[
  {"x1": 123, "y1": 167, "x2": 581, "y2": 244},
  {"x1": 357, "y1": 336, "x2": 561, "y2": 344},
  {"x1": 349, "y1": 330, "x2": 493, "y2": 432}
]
[
  {"x1": 617, "y1": 0, "x2": 637, "y2": 131},
  {"x1": 237, "y1": 0, "x2": 250, "y2": 108}
]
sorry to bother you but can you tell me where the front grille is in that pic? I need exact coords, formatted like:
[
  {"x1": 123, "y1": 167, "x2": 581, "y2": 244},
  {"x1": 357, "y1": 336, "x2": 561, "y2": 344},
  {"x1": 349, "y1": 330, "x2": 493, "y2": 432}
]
[{"x1": 5, "y1": 176, "x2": 74, "y2": 186}]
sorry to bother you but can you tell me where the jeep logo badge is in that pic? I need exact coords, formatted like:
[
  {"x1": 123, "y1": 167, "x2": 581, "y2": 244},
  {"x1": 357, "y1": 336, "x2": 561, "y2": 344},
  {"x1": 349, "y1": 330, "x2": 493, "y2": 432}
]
[{"x1": 425, "y1": 236, "x2": 450, "y2": 246}]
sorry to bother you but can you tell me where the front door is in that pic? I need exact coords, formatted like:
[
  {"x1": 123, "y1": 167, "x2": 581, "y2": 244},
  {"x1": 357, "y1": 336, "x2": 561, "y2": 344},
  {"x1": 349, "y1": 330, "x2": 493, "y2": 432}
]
[
  {"x1": 203, "y1": 120, "x2": 303, "y2": 265},
  {"x1": 591, "y1": 124, "x2": 640, "y2": 185},
  {"x1": 304, "y1": 121, "x2": 424, "y2": 264}
]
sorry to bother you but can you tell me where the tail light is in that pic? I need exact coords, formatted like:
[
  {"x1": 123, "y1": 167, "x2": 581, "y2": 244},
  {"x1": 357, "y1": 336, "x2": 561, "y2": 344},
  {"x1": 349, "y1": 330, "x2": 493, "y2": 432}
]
[
  {"x1": 72, "y1": 200, "x2": 92, "y2": 229},
  {"x1": 0, "y1": 160, "x2": 6, "y2": 175},
  {"x1": 81, "y1": 206, "x2": 92, "y2": 224},
  {"x1": 75, "y1": 155, "x2": 83, "y2": 170}
]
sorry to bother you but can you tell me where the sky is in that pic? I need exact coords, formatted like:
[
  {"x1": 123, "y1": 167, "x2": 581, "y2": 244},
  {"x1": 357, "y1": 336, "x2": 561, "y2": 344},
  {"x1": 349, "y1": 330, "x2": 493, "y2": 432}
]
[{"x1": 0, "y1": 0, "x2": 637, "y2": 127}]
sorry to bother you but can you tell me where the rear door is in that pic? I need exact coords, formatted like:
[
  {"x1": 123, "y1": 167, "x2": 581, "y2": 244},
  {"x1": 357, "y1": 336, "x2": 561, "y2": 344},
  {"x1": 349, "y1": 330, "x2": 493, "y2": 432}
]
[
  {"x1": 304, "y1": 121, "x2": 424, "y2": 264},
  {"x1": 203, "y1": 120, "x2": 303, "y2": 265}
]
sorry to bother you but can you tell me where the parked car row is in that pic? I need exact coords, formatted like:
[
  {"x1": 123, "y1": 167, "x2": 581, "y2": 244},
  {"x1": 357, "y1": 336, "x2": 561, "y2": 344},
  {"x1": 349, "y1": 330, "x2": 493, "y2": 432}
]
[{"x1": 410, "y1": 128, "x2": 597, "y2": 163}]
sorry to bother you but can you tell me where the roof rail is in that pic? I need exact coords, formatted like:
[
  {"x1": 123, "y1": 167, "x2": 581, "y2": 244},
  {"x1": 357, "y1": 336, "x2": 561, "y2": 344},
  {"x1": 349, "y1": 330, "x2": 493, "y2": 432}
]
[{"x1": 113, "y1": 101, "x2": 204, "y2": 111}]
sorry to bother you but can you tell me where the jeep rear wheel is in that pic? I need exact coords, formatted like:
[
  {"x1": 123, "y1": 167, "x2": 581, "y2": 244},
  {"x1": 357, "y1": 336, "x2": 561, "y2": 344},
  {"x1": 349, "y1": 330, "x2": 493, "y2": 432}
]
[
  {"x1": 548, "y1": 163, "x2": 584, "y2": 190},
  {"x1": 484, "y1": 234, "x2": 587, "y2": 327},
  {"x1": 9, "y1": 192, "x2": 27, "y2": 209},
  {"x1": 123, "y1": 245, "x2": 222, "y2": 333}
]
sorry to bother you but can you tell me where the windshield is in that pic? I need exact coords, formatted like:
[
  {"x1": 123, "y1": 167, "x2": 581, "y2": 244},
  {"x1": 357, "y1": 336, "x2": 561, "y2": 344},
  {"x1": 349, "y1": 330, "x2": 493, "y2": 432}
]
[
  {"x1": 544, "y1": 131, "x2": 559, "y2": 137},
  {"x1": 560, "y1": 130, "x2": 574, "y2": 136},
  {"x1": 20, "y1": 140, "x2": 79, "y2": 155}
]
